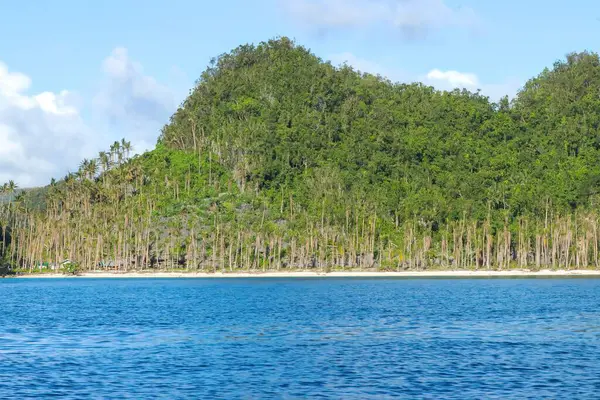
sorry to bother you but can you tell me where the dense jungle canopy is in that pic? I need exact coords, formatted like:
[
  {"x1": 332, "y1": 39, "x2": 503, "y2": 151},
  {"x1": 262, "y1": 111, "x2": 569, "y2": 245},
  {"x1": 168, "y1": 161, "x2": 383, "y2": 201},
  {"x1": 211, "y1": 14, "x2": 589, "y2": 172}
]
[{"x1": 3, "y1": 38, "x2": 600, "y2": 271}]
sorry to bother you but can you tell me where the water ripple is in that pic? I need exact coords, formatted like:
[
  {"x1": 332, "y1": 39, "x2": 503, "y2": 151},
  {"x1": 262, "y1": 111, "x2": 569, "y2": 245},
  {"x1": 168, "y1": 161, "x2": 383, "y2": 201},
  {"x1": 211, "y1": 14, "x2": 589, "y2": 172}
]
[{"x1": 1, "y1": 278, "x2": 600, "y2": 398}]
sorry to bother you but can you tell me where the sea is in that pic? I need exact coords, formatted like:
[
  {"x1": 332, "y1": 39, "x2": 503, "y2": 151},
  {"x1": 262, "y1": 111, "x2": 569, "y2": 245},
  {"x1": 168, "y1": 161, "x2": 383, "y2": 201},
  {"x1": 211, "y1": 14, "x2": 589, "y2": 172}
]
[{"x1": 1, "y1": 277, "x2": 599, "y2": 399}]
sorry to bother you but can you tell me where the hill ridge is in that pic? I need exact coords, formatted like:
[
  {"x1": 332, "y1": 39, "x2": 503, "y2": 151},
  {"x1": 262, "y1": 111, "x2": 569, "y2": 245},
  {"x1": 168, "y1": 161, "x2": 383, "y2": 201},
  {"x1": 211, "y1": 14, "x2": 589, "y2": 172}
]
[{"x1": 3, "y1": 38, "x2": 600, "y2": 272}]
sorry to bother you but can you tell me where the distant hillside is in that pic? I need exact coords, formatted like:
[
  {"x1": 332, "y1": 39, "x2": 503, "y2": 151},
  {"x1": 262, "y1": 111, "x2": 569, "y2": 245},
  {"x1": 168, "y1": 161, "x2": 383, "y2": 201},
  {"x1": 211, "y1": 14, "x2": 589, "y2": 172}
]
[
  {"x1": 1, "y1": 187, "x2": 46, "y2": 207},
  {"x1": 4, "y1": 38, "x2": 600, "y2": 271}
]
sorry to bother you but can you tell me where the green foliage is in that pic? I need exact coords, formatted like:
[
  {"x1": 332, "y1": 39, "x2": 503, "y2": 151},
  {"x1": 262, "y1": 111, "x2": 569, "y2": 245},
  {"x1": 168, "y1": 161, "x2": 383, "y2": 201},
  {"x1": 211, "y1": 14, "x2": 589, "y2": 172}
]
[
  {"x1": 159, "y1": 39, "x2": 600, "y2": 224},
  {"x1": 0, "y1": 262, "x2": 14, "y2": 277},
  {"x1": 5, "y1": 38, "x2": 600, "y2": 271},
  {"x1": 62, "y1": 262, "x2": 81, "y2": 276}
]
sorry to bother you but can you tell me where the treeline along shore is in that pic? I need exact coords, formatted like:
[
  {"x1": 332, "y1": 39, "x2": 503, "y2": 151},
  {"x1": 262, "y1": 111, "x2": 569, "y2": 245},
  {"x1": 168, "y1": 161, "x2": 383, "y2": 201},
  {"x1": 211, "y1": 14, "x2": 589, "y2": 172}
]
[
  {"x1": 11, "y1": 270, "x2": 600, "y2": 279},
  {"x1": 4, "y1": 38, "x2": 600, "y2": 274}
]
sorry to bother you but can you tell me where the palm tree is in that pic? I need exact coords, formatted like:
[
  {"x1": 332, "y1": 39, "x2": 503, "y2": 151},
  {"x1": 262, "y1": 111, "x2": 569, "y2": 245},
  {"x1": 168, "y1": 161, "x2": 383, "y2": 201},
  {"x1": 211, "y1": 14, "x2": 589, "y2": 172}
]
[
  {"x1": 110, "y1": 141, "x2": 121, "y2": 165},
  {"x1": 87, "y1": 159, "x2": 99, "y2": 180},
  {"x1": 7, "y1": 181, "x2": 17, "y2": 197},
  {"x1": 0, "y1": 183, "x2": 8, "y2": 255},
  {"x1": 99, "y1": 151, "x2": 111, "y2": 173},
  {"x1": 79, "y1": 159, "x2": 90, "y2": 180},
  {"x1": 121, "y1": 139, "x2": 133, "y2": 160}
]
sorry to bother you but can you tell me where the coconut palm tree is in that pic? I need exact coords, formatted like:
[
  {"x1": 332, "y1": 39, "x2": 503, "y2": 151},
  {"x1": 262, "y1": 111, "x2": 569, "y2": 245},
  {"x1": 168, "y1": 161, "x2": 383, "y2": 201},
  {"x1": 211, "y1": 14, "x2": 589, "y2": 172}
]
[
  {"x1": 99, "y1": 151, "x2": 111, "y2": 173},
  {"x1": 87, "y1": 159, "x2": 99, "y2": 181},
  {"x1": 121, "y1": 139, "x2": 133, "y2": 160},
  {"x1": 110, "y1": 141, "x2": 121, "y2": 165},
  {"x1": 6, "y1": 181, "x2": 17, "y2": 198}
]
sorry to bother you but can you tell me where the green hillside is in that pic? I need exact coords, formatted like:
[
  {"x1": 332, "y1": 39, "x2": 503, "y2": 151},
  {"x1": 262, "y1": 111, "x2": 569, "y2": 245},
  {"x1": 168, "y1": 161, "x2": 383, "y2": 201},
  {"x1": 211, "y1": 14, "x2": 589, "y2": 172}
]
[{"x1": 3, "y1": 38, "x2": 600, "y2": 272}]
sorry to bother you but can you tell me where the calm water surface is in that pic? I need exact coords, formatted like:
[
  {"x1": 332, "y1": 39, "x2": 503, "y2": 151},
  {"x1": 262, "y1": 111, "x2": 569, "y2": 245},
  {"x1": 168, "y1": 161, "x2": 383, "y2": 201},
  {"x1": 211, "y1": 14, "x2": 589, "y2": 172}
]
[{"x1": 1, "y1": 278, "x2": 599, "y2": 399}]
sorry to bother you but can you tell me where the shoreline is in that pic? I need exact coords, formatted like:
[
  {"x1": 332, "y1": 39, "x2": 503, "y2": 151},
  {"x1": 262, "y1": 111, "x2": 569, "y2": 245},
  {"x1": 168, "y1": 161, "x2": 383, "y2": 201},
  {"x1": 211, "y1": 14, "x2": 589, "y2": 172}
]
[{"x1": 8, "y1": 269, "x2": 600, "y2": 279}]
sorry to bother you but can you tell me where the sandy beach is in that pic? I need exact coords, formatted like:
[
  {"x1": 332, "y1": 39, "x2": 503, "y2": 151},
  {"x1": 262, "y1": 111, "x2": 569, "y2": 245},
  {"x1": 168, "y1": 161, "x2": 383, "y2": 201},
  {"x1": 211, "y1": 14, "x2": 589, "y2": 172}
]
[{"x1": 10, "y1": 269, "x2": 600, "y2": 278}]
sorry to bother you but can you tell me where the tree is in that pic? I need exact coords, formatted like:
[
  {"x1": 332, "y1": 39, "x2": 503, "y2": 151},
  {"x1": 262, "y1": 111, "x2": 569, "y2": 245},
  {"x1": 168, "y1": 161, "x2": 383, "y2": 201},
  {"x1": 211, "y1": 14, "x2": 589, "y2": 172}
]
[{"x1": 5, "y1": 40, "x2": 600, "y2": 272}]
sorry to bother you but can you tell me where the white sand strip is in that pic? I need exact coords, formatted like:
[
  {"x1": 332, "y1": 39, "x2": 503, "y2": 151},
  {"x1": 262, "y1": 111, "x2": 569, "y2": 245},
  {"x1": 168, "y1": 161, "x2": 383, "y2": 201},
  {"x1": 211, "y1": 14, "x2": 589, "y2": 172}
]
[{"x1": 10, "y1": 269, "x2": 600, "y2": 278}]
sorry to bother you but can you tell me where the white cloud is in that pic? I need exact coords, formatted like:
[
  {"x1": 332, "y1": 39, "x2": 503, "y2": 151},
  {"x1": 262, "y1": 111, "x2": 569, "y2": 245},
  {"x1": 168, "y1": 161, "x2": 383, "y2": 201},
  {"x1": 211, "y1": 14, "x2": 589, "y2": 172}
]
[
  {"x1": 91, "y1": 47, "x2": 183, "y2": 156},
  {"x1": 0, "y1": 65, "x2": 31, "y2": 95},
  {"x1": 283, "y1": 0, "x2": 478, "y2": 36},
  {"x1": 426, "y1": 69, "x2": 479, "y2": 88},
  {"x1": 327, "y1": 53, "x2": 521, "y2": 100},
  {"x1": 0, "y1": 62, "x2": 92, "y2": 187},
  {"x1": 0, "y1": 48, "x2": 180, "y2": 187},
  {"x1": 93, "y1": 47, "x2": 176, "y2": 141},
  {"x1": 423, "y1": 68, "x2": 521, "y2": 100}
]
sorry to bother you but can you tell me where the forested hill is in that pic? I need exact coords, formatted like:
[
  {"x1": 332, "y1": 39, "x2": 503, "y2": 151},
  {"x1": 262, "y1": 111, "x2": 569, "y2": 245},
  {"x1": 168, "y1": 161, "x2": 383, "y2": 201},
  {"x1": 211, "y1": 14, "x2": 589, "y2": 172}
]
[
  {"x1": 161, "y1": 41, "x2": 600, "y2": 218},
  {"x1": 3, "y1": 38, "x2": 600, "y2": 272}
]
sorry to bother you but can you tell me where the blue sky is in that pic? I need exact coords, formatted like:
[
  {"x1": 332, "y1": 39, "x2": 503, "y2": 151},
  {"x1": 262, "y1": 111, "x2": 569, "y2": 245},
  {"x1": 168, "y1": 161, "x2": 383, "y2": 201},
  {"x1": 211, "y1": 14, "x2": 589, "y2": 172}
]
[{"x1": 1, "y1": 0, "x2": 599, "y2": 186}]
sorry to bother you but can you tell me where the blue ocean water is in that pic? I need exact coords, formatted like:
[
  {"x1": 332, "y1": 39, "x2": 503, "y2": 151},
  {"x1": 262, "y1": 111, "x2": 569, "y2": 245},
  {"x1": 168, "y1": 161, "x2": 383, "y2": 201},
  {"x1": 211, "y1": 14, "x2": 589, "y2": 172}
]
[{"x1": 1, "y1": 278, "x2": 599, "y2": 399}]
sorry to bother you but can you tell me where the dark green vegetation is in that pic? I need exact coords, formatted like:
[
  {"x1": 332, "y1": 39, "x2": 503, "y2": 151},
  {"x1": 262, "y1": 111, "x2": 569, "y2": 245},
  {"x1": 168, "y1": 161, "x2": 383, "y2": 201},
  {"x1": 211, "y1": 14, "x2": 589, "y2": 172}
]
[{"x1": 3, "y1": 38, "x2": 600, "y2": 272}]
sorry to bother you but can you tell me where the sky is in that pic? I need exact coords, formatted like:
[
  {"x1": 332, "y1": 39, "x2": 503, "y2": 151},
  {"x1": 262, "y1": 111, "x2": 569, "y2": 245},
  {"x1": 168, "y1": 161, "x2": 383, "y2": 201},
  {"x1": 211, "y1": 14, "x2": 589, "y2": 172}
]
[{"x1": 1, "y1": 0, "x2": 599, "y2": 187}]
